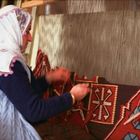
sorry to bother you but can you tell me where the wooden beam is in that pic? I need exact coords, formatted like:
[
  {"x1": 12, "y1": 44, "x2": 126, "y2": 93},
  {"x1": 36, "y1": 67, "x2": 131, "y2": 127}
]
[
  {"x1": 21, "y1": 0, "x2": 55, "y2": 8},
  {"x1": 1, "y1": 0, "x2": 8, "y2": 7},
  {"x1": 16, "y1": 0, "x2": 22, "y2": 7}
]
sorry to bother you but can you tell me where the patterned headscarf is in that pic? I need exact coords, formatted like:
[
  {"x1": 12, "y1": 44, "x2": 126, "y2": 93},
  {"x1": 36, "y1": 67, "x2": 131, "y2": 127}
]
[
  {"x1": 15, "y1": 8, "x2": 31, "y2": 35},
  {"x1": 0, "y1": 5, "x2": 31, "y2": 78}
]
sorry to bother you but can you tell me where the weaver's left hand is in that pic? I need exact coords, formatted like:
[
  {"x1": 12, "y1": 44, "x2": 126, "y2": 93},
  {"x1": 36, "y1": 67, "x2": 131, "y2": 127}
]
[{"x1": 46, "y1": 67, "x2": 70, "y2": 83}]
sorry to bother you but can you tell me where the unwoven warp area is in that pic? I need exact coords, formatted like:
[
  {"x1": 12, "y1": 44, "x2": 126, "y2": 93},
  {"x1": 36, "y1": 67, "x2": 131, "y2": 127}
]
[{"x1": 38, "y1": 10, "x2": 140, "y2": 86}]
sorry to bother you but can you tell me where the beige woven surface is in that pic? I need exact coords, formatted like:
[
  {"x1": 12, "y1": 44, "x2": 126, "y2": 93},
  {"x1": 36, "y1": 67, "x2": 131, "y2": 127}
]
[{"x1": 38, "y1": 10, "x2": 140, "y2": 85}]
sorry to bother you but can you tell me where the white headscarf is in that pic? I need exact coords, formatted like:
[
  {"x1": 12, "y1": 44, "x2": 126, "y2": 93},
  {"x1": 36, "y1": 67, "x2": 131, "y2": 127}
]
[{"x1": 0, "y1": 5, "x2": 31, "y2": 78}]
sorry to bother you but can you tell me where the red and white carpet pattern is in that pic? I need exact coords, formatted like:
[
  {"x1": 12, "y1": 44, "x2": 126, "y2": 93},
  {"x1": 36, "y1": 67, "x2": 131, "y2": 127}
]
[{"x1": 34, "y1": 49, "x2": 140, "y2": 140}]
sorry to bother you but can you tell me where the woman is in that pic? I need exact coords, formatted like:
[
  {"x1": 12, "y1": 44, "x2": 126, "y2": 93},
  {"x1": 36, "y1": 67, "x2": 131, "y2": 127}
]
[{"x1": 0, "y1": 5, "x2": 89, "y2": 140}]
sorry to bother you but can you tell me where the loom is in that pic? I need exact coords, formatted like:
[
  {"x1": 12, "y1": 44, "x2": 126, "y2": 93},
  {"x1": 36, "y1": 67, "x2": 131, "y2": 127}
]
[{"x1": 1, "y1": 0, "x2": 140, "y2": 139}]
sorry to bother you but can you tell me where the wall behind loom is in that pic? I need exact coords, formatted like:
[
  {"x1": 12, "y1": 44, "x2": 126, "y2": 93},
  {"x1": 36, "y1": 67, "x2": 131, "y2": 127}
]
[{"x1": 38, "y1": 0, "x2": 140, "y2": 85}]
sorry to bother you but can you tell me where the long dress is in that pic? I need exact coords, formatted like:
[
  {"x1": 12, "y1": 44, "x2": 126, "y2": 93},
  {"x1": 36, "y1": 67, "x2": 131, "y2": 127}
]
[{"x1": 0, "y1": 89, "x2": 41, "y2": 140}]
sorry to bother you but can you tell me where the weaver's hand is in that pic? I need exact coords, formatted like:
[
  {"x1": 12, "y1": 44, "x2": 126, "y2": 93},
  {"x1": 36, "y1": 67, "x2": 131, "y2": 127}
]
[
  {"x1": 70, "y1": 84, "x2": 90, "y2": 103},
  {"x1": 46, "y1": 67, "x2": 70, "y2": 83}
]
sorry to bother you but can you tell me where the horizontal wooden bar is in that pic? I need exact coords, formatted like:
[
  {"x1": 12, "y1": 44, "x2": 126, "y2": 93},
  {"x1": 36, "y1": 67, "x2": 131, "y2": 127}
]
[{"x1": 21, "y1": 0, "x2": 55, "y2": 8}]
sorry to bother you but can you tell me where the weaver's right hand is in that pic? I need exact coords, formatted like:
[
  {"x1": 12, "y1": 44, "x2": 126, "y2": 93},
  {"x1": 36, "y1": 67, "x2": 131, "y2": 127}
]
[{"x1": 70, "y1": 84, "x2": 90, "y2": 103}]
